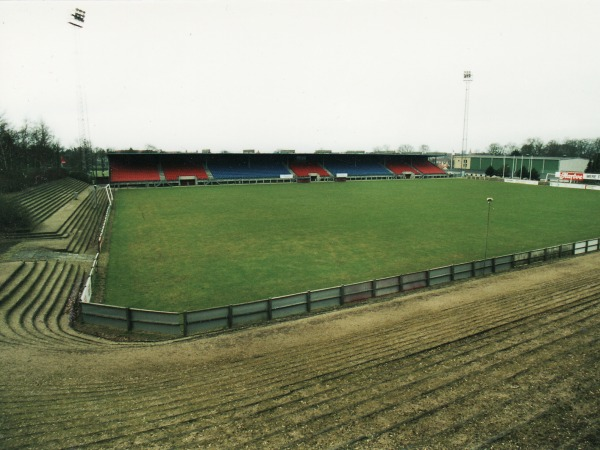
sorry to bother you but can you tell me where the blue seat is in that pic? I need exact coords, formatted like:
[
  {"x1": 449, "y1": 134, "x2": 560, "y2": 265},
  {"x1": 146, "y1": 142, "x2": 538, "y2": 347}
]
[
  {"x1": 209, "y1": 162, "x2": 290, "y2": 179},
  {"x1": 323, "y1": 161, "x2": 391, "y2": 176}
]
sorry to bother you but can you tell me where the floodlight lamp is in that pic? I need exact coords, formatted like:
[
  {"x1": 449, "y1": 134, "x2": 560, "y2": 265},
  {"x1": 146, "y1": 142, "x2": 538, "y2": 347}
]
[
  {"x1": 464, "y1": 71, "x2": 471, "y2": 79},
  {"x1": 487, "y1": 197, "x2": 493, "y2": 203},
  {"x1": 71, "y1": 9, "x2": 85, "y2": 23}
]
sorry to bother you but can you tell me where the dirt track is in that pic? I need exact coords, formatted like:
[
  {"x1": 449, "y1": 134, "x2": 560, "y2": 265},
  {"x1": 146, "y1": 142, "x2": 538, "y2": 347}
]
[{"x1": 1, "y1": 252, "x2": 599, "y2": 448}]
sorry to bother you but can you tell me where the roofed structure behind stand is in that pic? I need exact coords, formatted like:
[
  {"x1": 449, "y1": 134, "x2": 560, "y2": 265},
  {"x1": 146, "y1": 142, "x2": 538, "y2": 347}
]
[
  {"x1": 451, "y1": 155, "x2": 589, "y2": 180},
  {"x1": 107, "y1": 151, "x2": 449, "y2": 187}
]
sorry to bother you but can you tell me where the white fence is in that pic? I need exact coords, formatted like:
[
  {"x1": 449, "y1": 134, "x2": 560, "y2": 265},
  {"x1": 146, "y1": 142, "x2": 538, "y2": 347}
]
[{"x1": 81, "y1": 185, "x2": 112, "y2": 304}]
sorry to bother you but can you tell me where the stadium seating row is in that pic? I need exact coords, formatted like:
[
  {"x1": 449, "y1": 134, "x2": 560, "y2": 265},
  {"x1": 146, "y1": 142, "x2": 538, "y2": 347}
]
[
  {"x1": 209, "y1": 162, "x2": 288, "y2": 179},
  {"x1": 288, "y1": 162, "x2": 330, "y2": 177},
  {"x1": 162, "y1": 160, "x2": 209, "y2": 181},
  {"x1": 109, "y1": 156, "x2": 447, "y2": 183},
  {"x1": 411, "y1": 160, "x2": 446, "y2": 175},
  {"x1": 110, "y1": 160, "x2": 161, "y2": 182}
]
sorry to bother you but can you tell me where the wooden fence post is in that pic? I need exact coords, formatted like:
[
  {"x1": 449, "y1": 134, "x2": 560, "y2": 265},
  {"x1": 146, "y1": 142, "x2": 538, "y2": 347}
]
[{"x1": 306, "y1": 291, "x2": 311, "y2": 313}]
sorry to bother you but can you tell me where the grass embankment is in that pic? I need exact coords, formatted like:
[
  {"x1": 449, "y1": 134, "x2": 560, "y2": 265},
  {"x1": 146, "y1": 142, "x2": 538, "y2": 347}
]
[{"x1": 104, "y1": 180, "x2": 600, "y2": 311}]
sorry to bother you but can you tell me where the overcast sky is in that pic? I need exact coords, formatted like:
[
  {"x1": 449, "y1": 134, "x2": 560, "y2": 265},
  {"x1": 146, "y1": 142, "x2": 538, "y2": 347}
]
[{"x1": 1, "y1": 0, "x2": 599, "y2": 153}]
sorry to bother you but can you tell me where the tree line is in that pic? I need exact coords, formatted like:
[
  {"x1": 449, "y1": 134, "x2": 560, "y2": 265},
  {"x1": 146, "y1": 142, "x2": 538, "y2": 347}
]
[
  {"x1": 0, "y1": 116, "x2": 107, "y2": 193},
  {"x1": 486, "y1": 138, "x2": 600, "y2": 174},
  {"x1": 487, "y1": 137, "x2": 599, "y2": 159}
]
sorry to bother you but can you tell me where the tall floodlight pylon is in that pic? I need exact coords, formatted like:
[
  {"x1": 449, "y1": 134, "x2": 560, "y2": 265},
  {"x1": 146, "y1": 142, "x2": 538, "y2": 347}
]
[
  {"x1": 461, "y1": 70, "x2": 472, "y2": 177},
  {"x1": 68, "y1": 8, "x2": 92, "y2": 173}
]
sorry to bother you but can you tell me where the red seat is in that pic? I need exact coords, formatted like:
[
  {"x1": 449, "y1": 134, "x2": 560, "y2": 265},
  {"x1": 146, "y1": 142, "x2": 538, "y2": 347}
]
[
  {"x1": 412, "y1": 160, "x2": 446, "y2": 175},
  {"x1": 386, "y1": 163, "x2": 419, "y2": 175},
  {"x1": 289, "y1": 162, "x2": 330, "y2": 177},
  {"x1": 162, "y1": 163, "x2": 209, "y2": 181},
  {"x1": 110, "y1": 161, "x2": 160, "y2": 182}
]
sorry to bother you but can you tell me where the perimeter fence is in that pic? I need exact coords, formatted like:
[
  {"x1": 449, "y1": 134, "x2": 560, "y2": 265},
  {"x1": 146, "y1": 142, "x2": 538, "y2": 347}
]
[{"x1": 81, "y1": 237, "x2": 599, "y2": 337}]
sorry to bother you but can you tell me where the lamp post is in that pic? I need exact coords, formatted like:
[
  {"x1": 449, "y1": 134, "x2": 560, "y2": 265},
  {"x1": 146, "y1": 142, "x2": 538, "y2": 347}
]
[{"x1": 484, "y1": 197, "x2": 493, "y2": 260}]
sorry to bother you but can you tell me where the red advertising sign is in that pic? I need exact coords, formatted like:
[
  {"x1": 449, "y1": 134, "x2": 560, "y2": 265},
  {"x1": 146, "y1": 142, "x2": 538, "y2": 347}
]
[{"x1": 558, "y1": 171, "x2": 584, "y2": 181}]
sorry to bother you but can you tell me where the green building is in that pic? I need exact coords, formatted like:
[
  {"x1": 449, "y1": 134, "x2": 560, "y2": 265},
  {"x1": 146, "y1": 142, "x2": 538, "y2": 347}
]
[{"x1": 451, "y1": 155, "x2": 589, "y2": 179}]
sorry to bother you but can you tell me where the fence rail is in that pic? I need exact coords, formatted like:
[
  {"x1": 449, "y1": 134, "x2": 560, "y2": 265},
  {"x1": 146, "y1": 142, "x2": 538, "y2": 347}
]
[{"x1": 81, "y1": 237, "x2": 599, "y2": 337}]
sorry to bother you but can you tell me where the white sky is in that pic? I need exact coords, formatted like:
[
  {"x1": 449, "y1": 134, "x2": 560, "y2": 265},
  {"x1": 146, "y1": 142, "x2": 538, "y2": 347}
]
[{"x1": 1, "y1": 0, "x2": 599, "y2": 153}]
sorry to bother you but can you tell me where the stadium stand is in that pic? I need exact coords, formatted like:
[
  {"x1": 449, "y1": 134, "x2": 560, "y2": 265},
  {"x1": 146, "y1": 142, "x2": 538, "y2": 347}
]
[
  {"x1": 6, "y1": 181, "x2": 109, "y2": 254},
  {"x1": 14, "y1": 177, "x2": 90, "y2": 228},
  {"x1": 0, "y1": 258, "x2": 93, "y2": 347},
  {"x1": 106, "y1": 152, "x2": 448, "y2": 185},
  {"x1": 62, "y1": 187, "x2": 109, "y2": 254},
  {"x1": 411, "y1": 160, "x2": 446, "y2": 175}
]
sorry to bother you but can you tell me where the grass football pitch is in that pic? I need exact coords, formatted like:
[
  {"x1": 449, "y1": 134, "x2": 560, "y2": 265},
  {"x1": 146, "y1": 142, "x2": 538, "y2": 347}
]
[{"x1": 103, "y1": 179, "x2": 600, "y2": 311}]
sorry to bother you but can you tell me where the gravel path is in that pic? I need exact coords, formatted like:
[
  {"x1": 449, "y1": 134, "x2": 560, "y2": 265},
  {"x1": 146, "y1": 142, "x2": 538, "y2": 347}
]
[{"x1": 1, "y1": 252, "x2": 598, "y2": 448}]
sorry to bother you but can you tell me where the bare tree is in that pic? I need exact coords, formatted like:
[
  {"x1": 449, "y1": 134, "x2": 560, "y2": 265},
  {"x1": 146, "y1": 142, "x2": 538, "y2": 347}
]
[{"x1": 487, "y1": 143, "x2": 504, "y2": 155}]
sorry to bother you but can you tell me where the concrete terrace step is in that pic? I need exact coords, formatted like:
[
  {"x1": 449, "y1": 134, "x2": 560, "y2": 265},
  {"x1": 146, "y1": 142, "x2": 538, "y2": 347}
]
[
  {"x1": 0, "y1": 261, "x2": 25, "y2": 290},
  {"x1": 0, "y1": 261, "x2": 104, "y2": 347},
  {"x1": 0, "y1": 261, "x2": 37, "y2": 306},
  {"x1": 9, "y1": 260, "x2": 60, "y2": 343},
  {"x1": 17, "y1": 178, "x2": 90, "y2": 227},
  {"x1": 0, "y1": 261, "x2": 46, "y2": 344},
  {"x1": 67, "y1": 192, "x2": 108, "y2": 254},
  {"x1": 0, "y1": 179, "x2": 117, "y2": 349},
  {"x1": 5, "y1": 179, "x2": 92, "y2": 238}
]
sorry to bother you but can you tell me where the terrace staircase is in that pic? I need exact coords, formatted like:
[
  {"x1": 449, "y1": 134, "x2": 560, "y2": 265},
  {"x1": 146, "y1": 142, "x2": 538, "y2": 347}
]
[
  {"x1": 4, "y1": 181, "x2": 109, "y2": 254},
  {"x1": 0, "y1": 259, "x2": 112, "y2": 348},
  {"x1": 158, "y1": 163, "x2": 167, "y2": 182},
  {"x1": 0, "y1": 178, "x2": 118, "y2": 348},
  {"x1": 203, "y1": 162, "x2": 214, "y2": 180},
  {"x1": 12, "y1": 177, "x2": 90, "y2": 229}
]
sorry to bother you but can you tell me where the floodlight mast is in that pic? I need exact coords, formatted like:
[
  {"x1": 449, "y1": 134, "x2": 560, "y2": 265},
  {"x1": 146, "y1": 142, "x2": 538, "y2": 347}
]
[
  {"x1": 68, "y1": 8, "x2": 92, "y2": 175},
  {"x1": 461, "y1": 70, "x2": 472, "y2": 177}
]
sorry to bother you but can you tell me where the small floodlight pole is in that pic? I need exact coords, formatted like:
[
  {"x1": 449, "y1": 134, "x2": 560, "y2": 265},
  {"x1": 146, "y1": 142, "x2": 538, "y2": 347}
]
[
  {"x1": 484, "y1": 197, "x2": 493, "y2": 260},
  {"x1": 461, "y1": 71, "x2": 472, "y2": 177}
]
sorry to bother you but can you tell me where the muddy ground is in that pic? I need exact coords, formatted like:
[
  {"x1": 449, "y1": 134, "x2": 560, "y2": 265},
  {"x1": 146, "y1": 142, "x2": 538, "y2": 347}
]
[{"x1": 1, "y1": 249, "x2": 598, "y2": 448}]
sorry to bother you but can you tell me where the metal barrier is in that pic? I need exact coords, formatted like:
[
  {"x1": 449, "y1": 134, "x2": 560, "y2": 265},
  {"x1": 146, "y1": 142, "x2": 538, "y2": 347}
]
[{"x1": 81, "y1": 237, "x2": 599, "y2": 337}]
